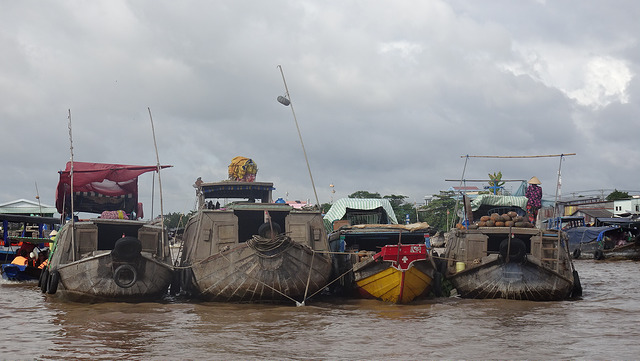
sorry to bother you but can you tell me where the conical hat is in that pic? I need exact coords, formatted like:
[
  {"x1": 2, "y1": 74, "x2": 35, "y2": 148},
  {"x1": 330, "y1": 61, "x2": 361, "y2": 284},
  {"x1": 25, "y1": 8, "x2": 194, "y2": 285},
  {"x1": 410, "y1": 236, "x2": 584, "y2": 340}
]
[{"x1": 528, "y1": 176, "x2": 541, "y2": 185}]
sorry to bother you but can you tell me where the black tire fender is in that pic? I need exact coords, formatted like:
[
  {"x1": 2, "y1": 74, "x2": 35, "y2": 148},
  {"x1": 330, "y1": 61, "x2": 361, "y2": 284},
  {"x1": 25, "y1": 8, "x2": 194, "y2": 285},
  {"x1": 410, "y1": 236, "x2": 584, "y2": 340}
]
[
  {"x1": 594, "y1": 249, "x2": 605, "y2": 260},
  {"x1": 572, "y1": 248, "x2": 581, "y2": 259},
  {"x1": 499, "y1": 238, "x2": 527, "y2": 263},
  {"x1": 113, "y1": 264, "x2": 138, "y2": 288},
  {"x1": 40, "y1": 268, "x2": 49, "y2": 293},
  {"x1": 169, "y1": 270, "x2": 181, "y2": 296},
  {"x1": 47, "y1": 270, "x2": 59, "y2": 294},
  {"x1": 111, "y1": 237, "x2": 142, "y2": 261},
  {"x1": 258, "y1": 222, "x2": 281, "y2": 238},
  {"x1": 571, "y1": 270, "x2": 582, "y2": 298}
]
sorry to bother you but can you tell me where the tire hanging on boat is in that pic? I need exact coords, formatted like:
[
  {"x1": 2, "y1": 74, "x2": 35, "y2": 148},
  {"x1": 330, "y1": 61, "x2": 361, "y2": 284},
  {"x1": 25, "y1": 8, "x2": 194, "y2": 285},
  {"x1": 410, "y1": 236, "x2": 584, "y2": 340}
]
[
  {"x1": 47, "y1": 270, "x2": 59, "y2": 294},
  {"x1": 572, "y1": 248, "x2": 581, "y2": 259},
  {"x1": 113, "y1": 264, "x2": 138, "y2": 288},
  {"x1": 258, "y1": 222, "x2": 281, "y2": 238},
  {"x1": 594, "y1": 249, "x2": 605, "y2": 260},
  {"x1": 39, "y1": 268, "x2": 49, "y2": 293},
  {"x1": 499, "y1": 237, "x2": 527, "y2": 263},
  {"x1": 571, "y1": 270, "x2": 582, "y2": 298},
  {"x1": 111, "y1": 236, "x2": 143, "y2": 261}
]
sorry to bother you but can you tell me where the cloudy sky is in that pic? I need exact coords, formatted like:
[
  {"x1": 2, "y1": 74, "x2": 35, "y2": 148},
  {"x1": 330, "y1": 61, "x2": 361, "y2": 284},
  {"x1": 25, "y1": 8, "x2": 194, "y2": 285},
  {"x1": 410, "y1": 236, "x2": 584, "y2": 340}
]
[{"x1": 1, "y1": 0, "x2": 638, "y2": 217}]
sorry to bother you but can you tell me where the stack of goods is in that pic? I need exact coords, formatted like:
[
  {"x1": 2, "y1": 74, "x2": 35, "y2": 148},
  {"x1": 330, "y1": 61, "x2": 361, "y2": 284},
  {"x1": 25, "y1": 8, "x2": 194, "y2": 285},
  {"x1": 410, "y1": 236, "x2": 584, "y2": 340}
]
[{"x1": 456, "y1": 211, "x2": 534, "y2": 229}]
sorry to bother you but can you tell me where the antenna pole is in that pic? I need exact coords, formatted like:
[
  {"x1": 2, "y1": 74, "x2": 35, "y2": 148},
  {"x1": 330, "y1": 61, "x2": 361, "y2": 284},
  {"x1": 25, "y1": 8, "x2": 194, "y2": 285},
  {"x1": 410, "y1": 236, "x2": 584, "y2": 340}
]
[
  {"x1": 35, "y1": 182, "x2": 43, "y2": 216},
  {"x1": 148, "y1": 107, "x2": 166, "y2": 259},
  {"x1": 277, "y1": 65, "x2": 320, "y2": 208}
]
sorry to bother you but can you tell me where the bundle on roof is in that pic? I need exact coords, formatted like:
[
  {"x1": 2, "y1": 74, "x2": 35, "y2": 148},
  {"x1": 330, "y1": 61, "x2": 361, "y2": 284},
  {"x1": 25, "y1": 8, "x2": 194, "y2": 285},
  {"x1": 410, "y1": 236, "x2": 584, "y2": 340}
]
[{"x1": 228, "y1": 156, "x2": 258, "y2": 182}]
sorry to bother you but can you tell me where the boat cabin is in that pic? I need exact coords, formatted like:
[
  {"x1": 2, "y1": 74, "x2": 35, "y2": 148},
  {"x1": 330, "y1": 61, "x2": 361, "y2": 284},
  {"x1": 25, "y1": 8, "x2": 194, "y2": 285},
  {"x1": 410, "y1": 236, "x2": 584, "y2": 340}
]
[
  {"x1": 53, "y1": 219, "x2": 166, "y2": 264},
  {"x1": 182, "y1": 181, "x2": 328, "y2": 263}
]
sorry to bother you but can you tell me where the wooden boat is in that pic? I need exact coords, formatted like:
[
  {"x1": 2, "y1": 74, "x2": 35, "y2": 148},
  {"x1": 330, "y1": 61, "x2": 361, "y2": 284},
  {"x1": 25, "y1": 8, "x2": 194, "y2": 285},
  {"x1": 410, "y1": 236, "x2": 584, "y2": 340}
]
[
  {"x1": 42, "y1": 162, "x2": 174, "y2": 302},
  {"x1": 325, "y1": 198, "x2": 439, "y2": 304},
  {"x1": 1, "y1": 214, "x2": 59, "y2": 265},
  {"x1": 443, "y1": 194, "x2": 582, "y2": 301},
  {"x1": 0, "y1": 214, "x2": 59, "y2": 281},
  {"x1": 547, "y1": 215, "x2": 640, "y2": 260},
  {"x1": 177, "y1": 179, "x2": 332, "y2": 304},
  {"x1": 329, "y1": 223, "x2": 439, "y2": 304}
]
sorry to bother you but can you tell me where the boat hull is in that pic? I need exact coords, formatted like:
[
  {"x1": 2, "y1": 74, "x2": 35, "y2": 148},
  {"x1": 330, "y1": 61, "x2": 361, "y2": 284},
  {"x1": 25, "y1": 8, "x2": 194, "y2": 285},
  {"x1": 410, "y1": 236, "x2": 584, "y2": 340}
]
[
  {"x1": 354, "y1": 258, "x2": 434, "y2": 304},
  {"x1": 52, "y1": 253, "x2": 173, "y2": 302},
  {"x1": 448, "y1": 257, "x2": 573, "y2": 301},
  {"x1": 1, "y1": 264, "x2": 41, "y2": 281},
  {"x1": 184, "y1": 239, "x2": 332, "y2": 303},
  {"x1": 444, "y1": 227, "x2": 580, "y2": 301}
]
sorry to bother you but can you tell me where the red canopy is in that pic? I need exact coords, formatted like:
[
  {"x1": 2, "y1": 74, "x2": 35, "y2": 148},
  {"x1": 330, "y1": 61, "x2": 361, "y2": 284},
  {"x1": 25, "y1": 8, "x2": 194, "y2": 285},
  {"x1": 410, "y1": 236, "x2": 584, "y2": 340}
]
[{"x1": 55, "y1": 162, "x2": 171, "y2": 215}]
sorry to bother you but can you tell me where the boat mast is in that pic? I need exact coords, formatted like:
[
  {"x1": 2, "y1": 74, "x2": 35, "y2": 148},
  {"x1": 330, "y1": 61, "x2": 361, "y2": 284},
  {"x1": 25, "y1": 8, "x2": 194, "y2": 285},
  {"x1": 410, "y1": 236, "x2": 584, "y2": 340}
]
[
  {"x1": 553, "y1": 154, "x2": 566, "y2": 219},
  {"x1": 68, "y1": 109, "x2": 76, "y2": 260},
  {"x1": 276, "y1": 65, "x2": 320, "y2": 208},
  {"x1": 148, "y1": 107, "x2": 166, "y2": 260},
  {"x1": 35, "y1": 182, "x2": 43, "y2": 216},
  {"x1": 450, "y1": 155, "x2": 470, "y2": 230}
]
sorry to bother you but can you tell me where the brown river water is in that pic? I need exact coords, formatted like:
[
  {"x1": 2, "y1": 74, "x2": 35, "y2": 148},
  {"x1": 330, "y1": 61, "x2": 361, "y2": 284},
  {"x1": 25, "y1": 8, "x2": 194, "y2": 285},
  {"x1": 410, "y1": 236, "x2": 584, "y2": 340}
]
[{"x1": 1, "y1": 259, "x2": 638, "y2": 360}]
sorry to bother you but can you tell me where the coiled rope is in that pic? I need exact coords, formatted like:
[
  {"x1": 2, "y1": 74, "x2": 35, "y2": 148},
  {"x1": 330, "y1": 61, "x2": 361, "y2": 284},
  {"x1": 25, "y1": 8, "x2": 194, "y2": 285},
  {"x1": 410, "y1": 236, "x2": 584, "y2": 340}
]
[{"x1": 246, "y1": 234, "x2": 293, "y2": 256}]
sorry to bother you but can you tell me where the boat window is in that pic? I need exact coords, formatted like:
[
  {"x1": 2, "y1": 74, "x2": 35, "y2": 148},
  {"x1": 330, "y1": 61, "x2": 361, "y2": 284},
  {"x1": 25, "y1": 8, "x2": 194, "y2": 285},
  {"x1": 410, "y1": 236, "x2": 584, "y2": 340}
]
[
  {"x1": 343, "y1": 232, "x2": 426, "y2": 252},
  {"x1": 96, "y1": 223, "x2": 143, "y2": 250},
  {"x1": 234, "y1": 210, "x2": 288, "y2": 242}
]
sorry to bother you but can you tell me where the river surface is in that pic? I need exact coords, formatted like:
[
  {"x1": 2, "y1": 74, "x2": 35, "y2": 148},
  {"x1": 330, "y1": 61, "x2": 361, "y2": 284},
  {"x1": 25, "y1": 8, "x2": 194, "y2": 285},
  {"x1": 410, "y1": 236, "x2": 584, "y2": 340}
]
[{"x1": 1, "y1": 259, "x2": 638, "y2": 360}]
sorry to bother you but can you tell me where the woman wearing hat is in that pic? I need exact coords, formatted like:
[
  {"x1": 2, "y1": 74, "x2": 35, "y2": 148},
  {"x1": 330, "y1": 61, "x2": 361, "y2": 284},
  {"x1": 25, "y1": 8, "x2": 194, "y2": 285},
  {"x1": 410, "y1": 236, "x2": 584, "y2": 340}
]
[{"x1": 525, "y1": 176, "x2": 542, "y2": 224}]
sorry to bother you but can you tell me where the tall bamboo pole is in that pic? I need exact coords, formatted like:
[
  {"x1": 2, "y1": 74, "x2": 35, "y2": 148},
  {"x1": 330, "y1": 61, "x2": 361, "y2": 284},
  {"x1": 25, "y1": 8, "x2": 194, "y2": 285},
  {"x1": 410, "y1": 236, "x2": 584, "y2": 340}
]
[{"x1": 277, "y1": 65, "x2": 320, "y2": 208}]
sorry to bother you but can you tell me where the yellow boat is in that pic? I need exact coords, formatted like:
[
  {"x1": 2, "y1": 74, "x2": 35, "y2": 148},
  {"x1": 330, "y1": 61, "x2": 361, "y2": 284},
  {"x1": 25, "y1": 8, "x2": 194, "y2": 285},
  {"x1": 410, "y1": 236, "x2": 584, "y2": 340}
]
[{"x1": 354, "y1": 243, "x2": 436, "y2": 304}]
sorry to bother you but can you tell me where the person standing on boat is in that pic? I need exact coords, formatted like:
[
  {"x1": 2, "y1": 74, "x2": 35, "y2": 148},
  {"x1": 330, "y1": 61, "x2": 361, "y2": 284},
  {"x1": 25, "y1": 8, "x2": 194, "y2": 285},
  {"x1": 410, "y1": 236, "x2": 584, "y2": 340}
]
[{"x1": 525, "y1": 176, "x2": 542, "y2": 224}]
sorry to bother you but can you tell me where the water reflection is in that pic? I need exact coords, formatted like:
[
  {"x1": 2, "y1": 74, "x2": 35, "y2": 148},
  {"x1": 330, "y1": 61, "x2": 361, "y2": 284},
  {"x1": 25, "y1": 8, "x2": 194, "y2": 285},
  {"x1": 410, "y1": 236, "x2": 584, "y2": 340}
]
[{"x1": 1, "y1": 260, "x2": 640, "y2": 360}]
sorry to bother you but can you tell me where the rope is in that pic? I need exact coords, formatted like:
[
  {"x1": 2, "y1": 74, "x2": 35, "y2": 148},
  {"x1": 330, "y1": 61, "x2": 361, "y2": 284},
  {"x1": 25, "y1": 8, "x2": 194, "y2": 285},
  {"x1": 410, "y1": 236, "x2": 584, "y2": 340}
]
[
  {"x1": 303, "y1": 260, "x2": 357, "y2": 301},
  {"x1": 209, "y1": 249, "x2": 302, "y2": 305},
  {"x1": 246, "y1": 234, "x2": 292, "y2": 255},
  {"x1": 299, "y1": 251, "x2": 315, "y2": 307}
]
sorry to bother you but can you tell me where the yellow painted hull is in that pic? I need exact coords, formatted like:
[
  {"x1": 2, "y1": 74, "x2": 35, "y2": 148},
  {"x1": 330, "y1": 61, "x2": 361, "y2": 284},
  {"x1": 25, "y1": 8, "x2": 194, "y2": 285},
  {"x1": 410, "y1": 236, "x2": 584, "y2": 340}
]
[{"x1": 355, "y1": 262, "x2": 433, "y2": 304}]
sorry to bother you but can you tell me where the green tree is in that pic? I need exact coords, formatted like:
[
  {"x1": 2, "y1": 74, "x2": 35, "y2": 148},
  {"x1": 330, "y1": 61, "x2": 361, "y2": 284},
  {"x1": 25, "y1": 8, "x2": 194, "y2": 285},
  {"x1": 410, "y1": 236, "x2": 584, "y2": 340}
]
[
  {"x1": 420, "y1": 191, "x2": 457, "y2": 232},
  {"x1": 383, "y1": 194, "x2": 411, "y2": 222},
  {"x1": 606, "y1": 189, "x2": 630, "y2": 201},
  {"x1": 162, "y1": 211, "x2": 195, "y2": 229},
  {"x1": 348, "y1": 190, "x2": 382, "y2": 199},
  {"x1": 320, "y1": 203, "x2": 332, "y2": 213}
]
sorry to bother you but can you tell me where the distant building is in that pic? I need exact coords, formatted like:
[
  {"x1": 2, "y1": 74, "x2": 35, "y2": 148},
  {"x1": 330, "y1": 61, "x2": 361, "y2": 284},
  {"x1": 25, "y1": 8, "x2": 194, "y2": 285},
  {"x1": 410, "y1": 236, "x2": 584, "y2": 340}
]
[
  {"x1": 613, "y1": 197, "x2": 640, "y2": 216},
  {"x1": 571, "y1": 208, "x2": 613, "y2": 224},
  {"x1": 559, "y1": 198, "x2": 612, "y2": 218},
  {"x1": 0, "y1": 199, "x2": 57, "y2": 217}
]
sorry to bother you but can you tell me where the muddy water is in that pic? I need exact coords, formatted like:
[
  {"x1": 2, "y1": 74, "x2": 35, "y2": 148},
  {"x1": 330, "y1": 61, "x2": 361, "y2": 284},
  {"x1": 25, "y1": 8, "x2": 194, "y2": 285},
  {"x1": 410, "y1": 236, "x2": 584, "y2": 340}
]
[{"x1": 1, "y1": 260, "x2": 638, "y2": 360}]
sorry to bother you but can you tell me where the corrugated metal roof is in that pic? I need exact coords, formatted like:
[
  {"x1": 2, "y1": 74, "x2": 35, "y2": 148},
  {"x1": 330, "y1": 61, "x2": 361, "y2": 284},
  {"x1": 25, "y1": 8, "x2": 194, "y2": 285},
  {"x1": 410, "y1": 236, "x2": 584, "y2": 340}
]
[{"x1": 0, "y1": 199, "x2": 57, "y2": 215}]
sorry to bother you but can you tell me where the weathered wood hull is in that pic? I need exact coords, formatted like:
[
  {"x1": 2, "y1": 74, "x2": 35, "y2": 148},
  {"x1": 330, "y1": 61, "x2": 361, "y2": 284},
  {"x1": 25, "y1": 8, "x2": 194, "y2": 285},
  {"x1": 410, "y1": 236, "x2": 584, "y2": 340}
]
[
  {"x1": 448, "y1": 256, "x2": 573, "y2": 301},
  {"x1": 354, "y1": 258, "x2": 434, "y2": 304},
  {"x1": 185, "y1": 239, "x2": 332, "y2": 303},
  {"x1": 444, "y1": 227, "x2": 580, "y2": 301},
  {"x1": 601, "y1": 242, "x2": 640, "y2": 260},
  {"x1": 54, "y1": 253, "x2": 173, "y2": 302}
]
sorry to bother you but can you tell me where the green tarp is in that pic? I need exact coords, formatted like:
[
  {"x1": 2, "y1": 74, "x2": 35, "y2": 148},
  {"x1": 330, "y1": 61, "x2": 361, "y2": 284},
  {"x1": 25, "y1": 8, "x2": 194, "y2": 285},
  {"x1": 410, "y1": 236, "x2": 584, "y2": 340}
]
[{"x1": 323, "y1": 198, "x2": 398, "y2": 232}]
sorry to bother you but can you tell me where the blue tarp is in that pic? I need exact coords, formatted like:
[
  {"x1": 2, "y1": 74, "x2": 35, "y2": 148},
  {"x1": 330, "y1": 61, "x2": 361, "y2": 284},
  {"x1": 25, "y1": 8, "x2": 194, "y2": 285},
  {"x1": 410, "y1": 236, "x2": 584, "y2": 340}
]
[{"x1": 565, "y1": 226, "x2": 619, "y2": 245}]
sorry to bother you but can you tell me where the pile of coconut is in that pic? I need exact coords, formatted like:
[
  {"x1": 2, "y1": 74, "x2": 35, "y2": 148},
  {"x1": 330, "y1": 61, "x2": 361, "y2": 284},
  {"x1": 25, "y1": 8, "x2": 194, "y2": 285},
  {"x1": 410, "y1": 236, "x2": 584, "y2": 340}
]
[{"x1": 456, "y1": 211, "x2": 534, "y2": 229}]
